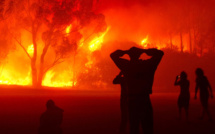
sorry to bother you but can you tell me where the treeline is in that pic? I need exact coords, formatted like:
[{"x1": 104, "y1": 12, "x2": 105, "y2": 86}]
[{"x1": 77, "y1": 47, "x2": 215, "y2": 92}]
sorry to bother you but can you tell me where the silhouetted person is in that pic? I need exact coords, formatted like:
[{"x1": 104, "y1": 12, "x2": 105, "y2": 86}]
[
  {"x1": 39, "y1": 100, "x2": 64, "y2": 134},
  {"x1": 194, "y1": 68, "x2": 213, "y2": 121},
  {"x1": 174, "y1": 71, "x2": 190, "y2": 121},
  {"x1": 113, "y1": 72, "x2": 128, "y2": 133},
  {"x1": 110, "y1": 47, "x2": 164, "y2": 134}
]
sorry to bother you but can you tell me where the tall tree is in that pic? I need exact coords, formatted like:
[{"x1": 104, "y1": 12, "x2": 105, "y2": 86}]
[{"x1": 2, "y1": 0, "x2": 107, "y2": 87}]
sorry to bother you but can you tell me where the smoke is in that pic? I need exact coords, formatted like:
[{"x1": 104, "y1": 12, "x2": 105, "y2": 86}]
[
  {"x1": 92, "y1": 0, "x2": 215, "y2": 91},
  {"x1": 1, "y1": 0, "x2": 215, "y2": 90},
  {"x1": 98, "y1": 0, "x2": 215, "y2": 52}
]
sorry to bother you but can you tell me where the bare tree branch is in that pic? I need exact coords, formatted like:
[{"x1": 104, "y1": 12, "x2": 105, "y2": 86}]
[
  {"x1": 44, "y1": 57, "x2": 65, "y2": 74},
  {"x1": 13, "y1": 37, "x2": 32, "y2": 60}
]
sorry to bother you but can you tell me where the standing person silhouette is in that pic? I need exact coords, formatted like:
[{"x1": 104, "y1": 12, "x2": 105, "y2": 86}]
[
  {"x1": 39, "y1": 100, "x2": 64, "y2": 134},
  {"x1": 113, "y1": 72, "x2": 128, "y2": 133},
  {"x1": 174, "y1": 71, "x2": 190, "y2": 121},
  {"x1": 194, "y1": 68, "x2": 213, "y2": 121},
  {"x1": 110, "y1": 47, "x2": 164, "y2": 134}
]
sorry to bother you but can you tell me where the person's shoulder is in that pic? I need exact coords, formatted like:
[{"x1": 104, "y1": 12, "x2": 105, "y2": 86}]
[
  {"x1": 203, "y1": 76, "x2": 208, "y2": 80},
  {"x1": 40, "y1": 111, "x2": 47, "y2": 119},
  {"x1": 55, "y1": 106, "x2": 64, "y2": 113}
]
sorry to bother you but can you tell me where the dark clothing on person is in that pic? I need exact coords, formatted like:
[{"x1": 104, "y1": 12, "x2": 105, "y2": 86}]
[
  {"x1": 178, "y1": 96, "x2": 189, "y2": 109},
  {"x1": 39, "y1": 104, "x2": 64, "y2": 134},
  {"x1": 111, "y1": 48, "x2": 164, "y2": 134},
  {"x1": 196, "y1": 76, "x2": 210, "y2": 108},
  {"x1": 175, "y1": 79, "x2": 190, "y2": 109},
  {"x1": 195, "y1": 68, "x2": 213, "y2": 121},
  {"x1": 111, "y1": 49, "x2": 163, "y2": 96},
  {"x1": 113, "y1": 73, "x2": 128, "y2": 101},
  {"x1": 113, "y1": 73, "x2": 128, "y2": 132},
  {"x1": 128, "y1": 95, "x2": 153, "y2": 134}
]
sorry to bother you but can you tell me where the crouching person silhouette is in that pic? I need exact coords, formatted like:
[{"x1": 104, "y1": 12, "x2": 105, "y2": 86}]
[
  {"x1": 110, "y1": 47, "x2": 164, "y2": 134},
  {"x1": 39, "y1": 100, "x2": 64, "y2": 134}
]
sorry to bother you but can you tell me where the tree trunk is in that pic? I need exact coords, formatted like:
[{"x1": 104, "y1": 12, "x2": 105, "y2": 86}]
[
  {"x1": 180, "y1": 32, "x2": 183, "y2": 53},
  {"x1": 193, "y1": 29, "x2": 197, "y2": 54},
  {"x1": 72, "y1": 52, "x2": 77, "y2": 87},
  {"x1": 189, "y1": 30, "x2": 192, "y2": 53},
  {"x1": 170, "y1": 34, "x2": 173, "y2": 49},
  {"x1": 31, "y1": 24, "x2": 38, "y2": 87},
  {"x1": 199, "y1": 40, "x2": 203, "y2": 56},
  {"x1": 31, "y1": 60, "x2": 37, "y2": 86},
  {"x1": 37, "y1": 44, "x2": 50, "y2": 87}
]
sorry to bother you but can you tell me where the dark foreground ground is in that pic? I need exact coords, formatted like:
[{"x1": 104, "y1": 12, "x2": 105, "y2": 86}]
[{"x1": 0, "y1": 87, "x2": 214, "y2": 134}]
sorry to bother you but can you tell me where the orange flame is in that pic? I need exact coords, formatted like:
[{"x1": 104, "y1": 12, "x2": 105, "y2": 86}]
[
  {"x1": 27, "y1": 44, "x2": 34, "y2": 57},
  {"x1": 65, "y1": 24, "x2": 72, "y2": 35},
  {"x1": 140, "y1": 36, "x2": 149, "y2": 48},
  {"x1": 89, "y1": 27, "x2": 110, "y2": 52},
  {"x1": 42, "y1": 70, "x2": 77, "y2": 88}
]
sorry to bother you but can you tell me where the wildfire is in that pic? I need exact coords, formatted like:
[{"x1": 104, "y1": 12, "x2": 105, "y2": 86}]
[
  {"x1": 2, "y1": 0, "x2": 209, "y2": 90},
  {"x1": 0, "y1": 66, "x2": 31, "y2": 86},
  {"x1": 85, "y1": 60, "x2": 93, "y2": 69},
  {"x1": 43, "y1": 70, "x2": 77, "y2": 88},
  {"x1": 27, "y1": 44, "x2": 34, "y2": 57},
  {"x1": 140, "y1": 36, "x2": 149, "y2": 48},
  {"x1": 89, "y1": 27, "x2": 110, "y2": 52},
  {"x1": 65, "y1": 24, "x2": 72, "y2": 35}
]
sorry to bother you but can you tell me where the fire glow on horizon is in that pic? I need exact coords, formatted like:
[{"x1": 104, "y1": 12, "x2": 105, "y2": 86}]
[{"x1": 0, "y1": 0, "x2": 214, "y2": 88}]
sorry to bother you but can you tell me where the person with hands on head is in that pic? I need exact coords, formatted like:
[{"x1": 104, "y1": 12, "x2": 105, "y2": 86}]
[{"x1": 110, "y1": 46, "x2": 164, "y2": 134}]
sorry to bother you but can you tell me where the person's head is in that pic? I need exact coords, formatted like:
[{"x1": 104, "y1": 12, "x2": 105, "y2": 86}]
[
  {"x1": 127, "y1": 47, "x2": 142, "y2": 61},
  {"x1": 46, "y1": 99, "x2": 55, "y2": 109},
  {"x1": 180, "y1": 71, "x2": 187, "y2": 79},
  {"x1": 195, "y1": 68, "x2": 204, "y2": 77}
]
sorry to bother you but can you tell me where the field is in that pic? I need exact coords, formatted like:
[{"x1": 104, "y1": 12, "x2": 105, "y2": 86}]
[{"x1": 0, "y1": 87, "x2": 214, "y2": 134}]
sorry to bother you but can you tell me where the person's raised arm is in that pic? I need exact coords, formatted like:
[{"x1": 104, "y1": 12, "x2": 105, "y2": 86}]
[
  {"x1": 174, "y1": 76, "x2": 180, "y2": 86},
  {"x1": 144, "y1": 48, "x2": 164, "y2": 63},
  {"x1": 110, "y1": 50, "x2": 128, "y2": 70},
  {"x1": 110, "y1": 50, "x2": 127, "y2": 60},
  {"x1": 127, "y1": 47, "x2": 164, "y2": 60}
]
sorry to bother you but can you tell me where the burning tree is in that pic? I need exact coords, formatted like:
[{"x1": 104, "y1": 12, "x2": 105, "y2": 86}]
[{"x1": 1, "y1": 0, "x2": 107, "y2": 87}]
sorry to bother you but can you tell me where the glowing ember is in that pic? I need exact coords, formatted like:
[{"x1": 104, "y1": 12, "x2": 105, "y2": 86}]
[{"x1": 89, "y1": 27, "x2": 110, "y2": 52}]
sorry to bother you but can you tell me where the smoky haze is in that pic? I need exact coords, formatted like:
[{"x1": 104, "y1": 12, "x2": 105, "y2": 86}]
[
  {"x1": 93, "y1": 0, "x2": 215, "y2": 92},
  {"x1": 99, "y1": 0, "x2": 215, "y2": 47},
  {"x1": 0, "y1": 0, "x2": 214, "y2": 92}
]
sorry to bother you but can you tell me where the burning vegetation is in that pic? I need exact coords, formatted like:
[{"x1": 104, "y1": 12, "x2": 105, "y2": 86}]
[
  {"x1": 0, "y1": 0, "x2": 107, "y2": 88},
  {"x1": 0, "y1": 0, "x2": 214, "y2": 90}
]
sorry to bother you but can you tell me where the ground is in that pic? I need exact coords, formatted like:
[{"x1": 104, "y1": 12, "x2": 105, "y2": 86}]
[{"x1": 0, "y1": 87, "x2": 214, "y2": 134}]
